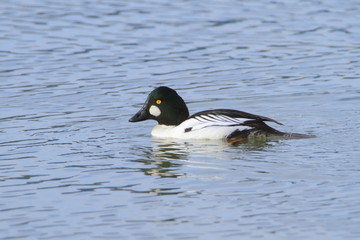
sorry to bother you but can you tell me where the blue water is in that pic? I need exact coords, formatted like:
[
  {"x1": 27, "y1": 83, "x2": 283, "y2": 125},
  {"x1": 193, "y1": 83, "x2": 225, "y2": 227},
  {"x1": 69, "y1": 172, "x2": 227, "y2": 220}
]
[{"x1": 1, "y1": 0, "x2": 360, "y2": 239}]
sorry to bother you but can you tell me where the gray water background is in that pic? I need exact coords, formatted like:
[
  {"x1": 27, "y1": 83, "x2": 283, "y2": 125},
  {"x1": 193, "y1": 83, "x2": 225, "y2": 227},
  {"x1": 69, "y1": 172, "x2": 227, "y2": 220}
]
[{"x1": 1, "y1": 0, "x2": 360, "y2": 239}]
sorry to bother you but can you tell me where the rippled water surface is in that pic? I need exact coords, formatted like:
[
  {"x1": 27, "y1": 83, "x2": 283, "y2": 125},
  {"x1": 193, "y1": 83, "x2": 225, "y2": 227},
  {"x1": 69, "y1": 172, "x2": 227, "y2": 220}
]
[{"x1": 1, "y1": 0, "x2": 360, "y2": 239}]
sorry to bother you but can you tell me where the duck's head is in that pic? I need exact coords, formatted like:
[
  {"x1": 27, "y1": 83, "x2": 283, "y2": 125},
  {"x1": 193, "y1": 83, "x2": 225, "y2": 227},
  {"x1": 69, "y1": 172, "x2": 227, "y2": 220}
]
[{"x1": 129, "y1": 86, "x2": 189, "y2": 125}]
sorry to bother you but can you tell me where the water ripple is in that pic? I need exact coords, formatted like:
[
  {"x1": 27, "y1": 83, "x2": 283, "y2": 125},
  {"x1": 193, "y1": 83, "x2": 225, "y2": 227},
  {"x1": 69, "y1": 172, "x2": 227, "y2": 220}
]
[{"x1": 1, "y1": 0, "x2": 360, "y2": 239}]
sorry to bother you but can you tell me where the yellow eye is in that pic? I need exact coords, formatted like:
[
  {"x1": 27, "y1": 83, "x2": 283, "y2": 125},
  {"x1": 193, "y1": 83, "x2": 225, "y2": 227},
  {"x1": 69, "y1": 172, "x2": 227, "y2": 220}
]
[{"x1": 156, "y1": 99, "x2": 162, "y2": 104}]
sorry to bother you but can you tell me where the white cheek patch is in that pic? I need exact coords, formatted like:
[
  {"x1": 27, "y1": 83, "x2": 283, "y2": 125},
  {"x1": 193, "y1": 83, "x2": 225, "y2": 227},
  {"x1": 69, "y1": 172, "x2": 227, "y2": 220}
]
[{"x1": 149, "y1": 105, "x2": 161, "y2": 117}]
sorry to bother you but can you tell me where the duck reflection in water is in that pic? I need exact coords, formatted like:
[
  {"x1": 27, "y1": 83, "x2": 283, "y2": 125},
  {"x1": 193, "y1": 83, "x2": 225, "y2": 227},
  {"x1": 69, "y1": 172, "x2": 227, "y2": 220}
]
[
  {"x1": 133, "y1": 141, "x2": 189, "y2": 179},
  {"x1": 134, "y1": 138, "x2": 271, "y2": 178}
]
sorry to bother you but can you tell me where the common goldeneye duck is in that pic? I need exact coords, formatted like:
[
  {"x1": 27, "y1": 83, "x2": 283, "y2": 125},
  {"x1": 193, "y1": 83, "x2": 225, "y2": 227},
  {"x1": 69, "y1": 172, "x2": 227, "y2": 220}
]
[{"x1": 129, "y1": 86, "x2": 314, "y2": 143}]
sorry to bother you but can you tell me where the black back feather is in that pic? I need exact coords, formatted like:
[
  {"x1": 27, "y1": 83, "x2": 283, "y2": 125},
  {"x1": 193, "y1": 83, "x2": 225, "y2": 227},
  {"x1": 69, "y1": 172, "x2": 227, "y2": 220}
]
[{"x1": 189, "y1": 109, "x2": 283, "y2": 125}]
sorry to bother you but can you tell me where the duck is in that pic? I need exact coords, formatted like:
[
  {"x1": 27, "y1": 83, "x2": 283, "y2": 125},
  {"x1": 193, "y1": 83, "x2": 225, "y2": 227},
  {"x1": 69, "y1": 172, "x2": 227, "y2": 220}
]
[{"x1": 129, "y1": 86, "x2": 314, "y2": 144}]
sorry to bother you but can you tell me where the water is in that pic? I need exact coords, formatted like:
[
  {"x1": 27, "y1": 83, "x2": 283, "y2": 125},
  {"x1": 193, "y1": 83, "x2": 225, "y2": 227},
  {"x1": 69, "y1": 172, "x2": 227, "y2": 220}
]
[{"x1": 1, "y1": 0, "x2": 360, "y2": 239}]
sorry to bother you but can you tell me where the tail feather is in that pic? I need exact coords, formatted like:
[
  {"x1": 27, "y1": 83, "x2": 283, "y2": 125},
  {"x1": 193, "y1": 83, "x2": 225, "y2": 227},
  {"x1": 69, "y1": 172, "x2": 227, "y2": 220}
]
[
  {"x1": 226, "y1": 121, "x2": 315, "y2": 143},
  {"x1": 281, "y1": 132, "x2": 316, "y2": 139}
]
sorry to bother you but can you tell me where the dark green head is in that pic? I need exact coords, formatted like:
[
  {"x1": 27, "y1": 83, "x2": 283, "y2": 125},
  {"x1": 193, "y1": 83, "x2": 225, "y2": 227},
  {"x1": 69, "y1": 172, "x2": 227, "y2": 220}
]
[{"x1": 129, "y1": 86, "x2": 189, "y2": 125}]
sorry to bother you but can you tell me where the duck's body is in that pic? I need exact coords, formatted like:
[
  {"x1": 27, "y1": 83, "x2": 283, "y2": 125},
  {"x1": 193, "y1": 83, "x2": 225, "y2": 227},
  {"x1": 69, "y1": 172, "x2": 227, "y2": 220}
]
[
  {"x1": 151, "y1": 109, "x2": 284, "y2": 140},
  {"x1": 129, "y1": 86, "x2": 314, "y2": 142},
  {"x1": 151, "y1": 119, "x2": 249, "y2": 140}
]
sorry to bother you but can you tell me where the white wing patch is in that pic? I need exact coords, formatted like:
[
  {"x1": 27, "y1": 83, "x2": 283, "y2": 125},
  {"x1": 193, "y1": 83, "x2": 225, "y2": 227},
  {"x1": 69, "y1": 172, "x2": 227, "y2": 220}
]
[
  {"x1": 181, "y1": 114, "x2": 252, "y2": 132},
  {"x1": 152, "y1": 113, "x2": 254, "y2": 139}
]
